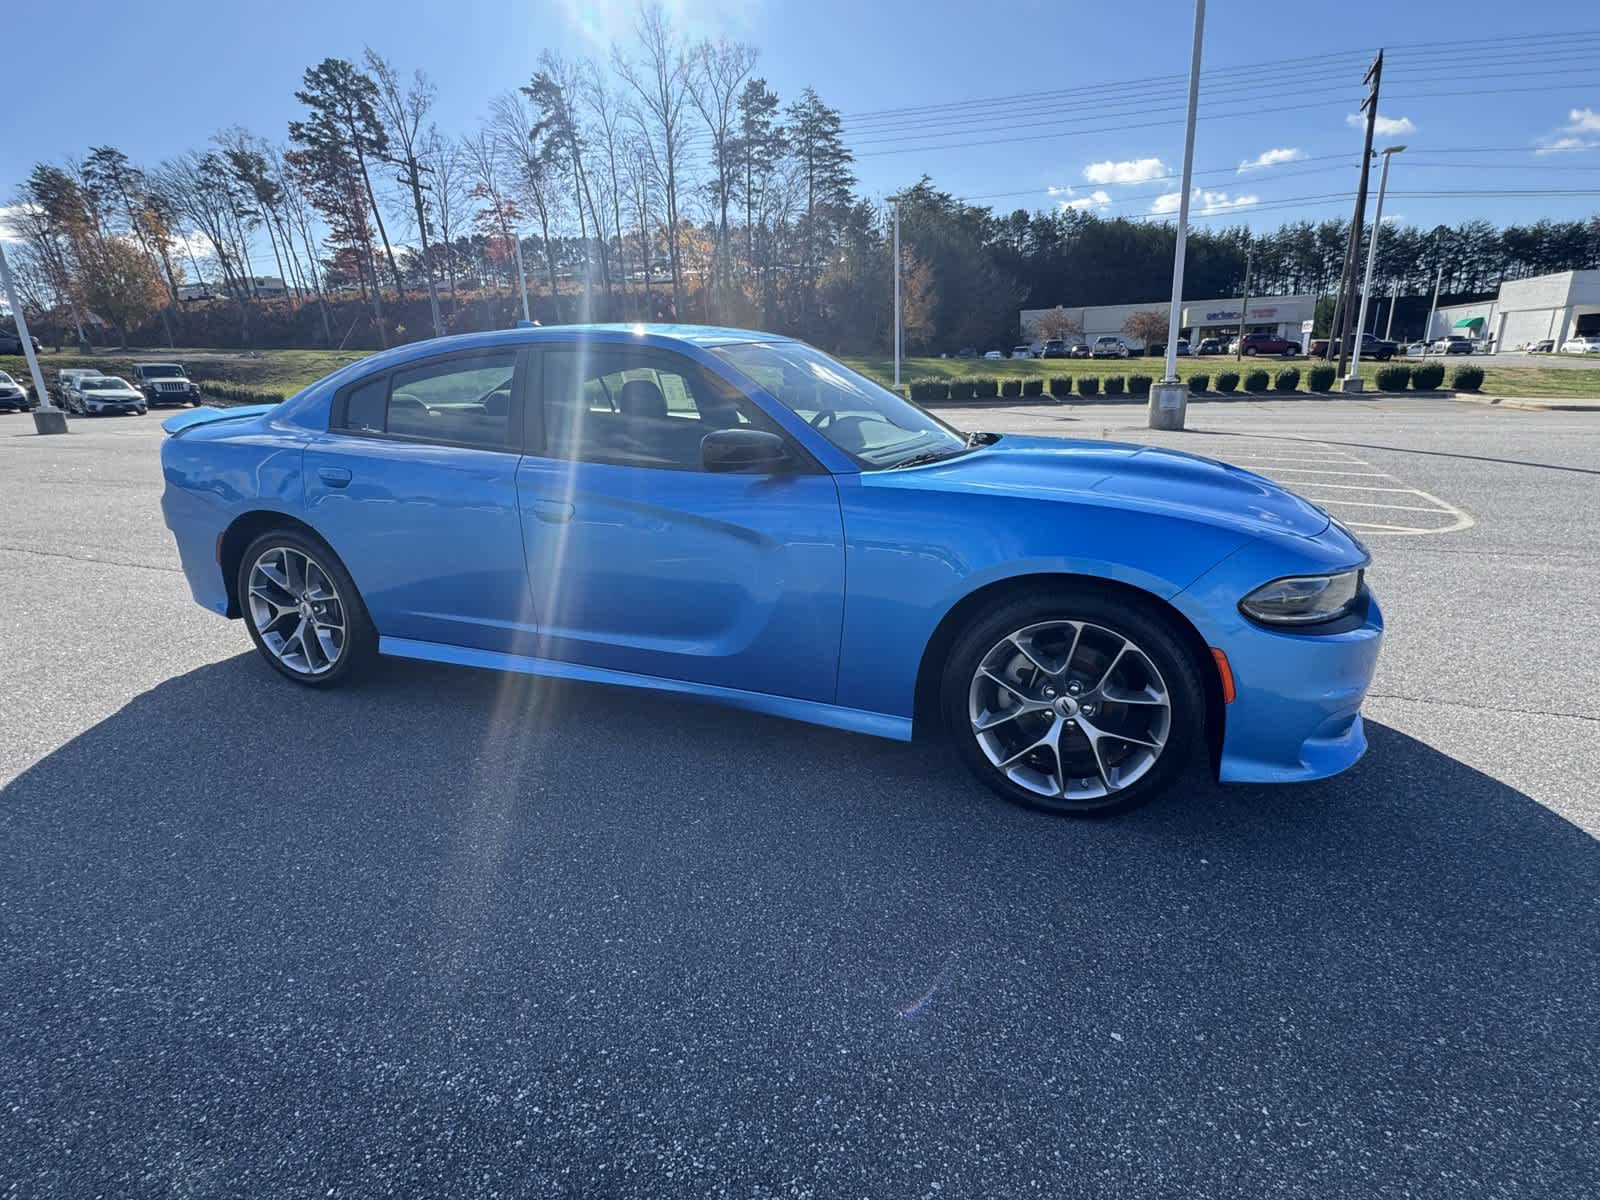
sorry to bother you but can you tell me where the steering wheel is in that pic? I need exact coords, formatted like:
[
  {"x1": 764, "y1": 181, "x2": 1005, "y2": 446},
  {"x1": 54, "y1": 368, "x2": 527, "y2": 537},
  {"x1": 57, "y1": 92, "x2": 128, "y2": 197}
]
[{"x1": 809, "y1": 410, "x2": 836, "y2": 431}]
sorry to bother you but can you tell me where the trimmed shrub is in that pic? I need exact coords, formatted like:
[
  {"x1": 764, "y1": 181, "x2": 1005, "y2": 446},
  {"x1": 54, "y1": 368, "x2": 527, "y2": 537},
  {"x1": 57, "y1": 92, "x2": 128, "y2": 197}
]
[
  {"x1": 908, "y1": 379, "x2": 948, "y2": 403},
  {"x1": 1410, "y1": 363, "x2": 1445, "y2": 391},
  {"x1": 1000, "y1": 378, "x2": 1022, "y2": 398},
  {"x1": 1451, "y1": 365, "x2": 1485, "y2": 391},
  {"x1": 1078, "y1": 374, "x2": 1100, "y2": 396},
  {"x1": 1022, "y1": 377, "x2": 1044, "y2": 397},
  {"x1": 1187, "y1": 372, "x2": 1210, "y2": 394},
  {"x1": 1215, "y1": 371, "x2": 1239, "y2": 394},
  {"x1": 947, "y1": 379, "x2": 976, "y2": 401},
  {"x1": 1244, "y1": 369, "x2": 1270, "y2": 393},
  {"x1": 973, "y1": 376, "x2": 999, "y2": 399},
  {"x1": 1048, "y1": 375, "x2": 1073, "y2": 396},
  {"x1": 1128, "y1": 373, "x2": 1153, "y2": 396},
  {"x1": 1307, "y1": 364, "x2": 1336, "y2": 392},
  {"x1": 1274, "y1": 367, "x2": 1300, "y2": 393},
  {"x1": 1375, "y1": 364, "x2": 1411, "y2": 392},
  {"x1": 1104, "y1": 374, "x2": 1126, "y2": 396}
]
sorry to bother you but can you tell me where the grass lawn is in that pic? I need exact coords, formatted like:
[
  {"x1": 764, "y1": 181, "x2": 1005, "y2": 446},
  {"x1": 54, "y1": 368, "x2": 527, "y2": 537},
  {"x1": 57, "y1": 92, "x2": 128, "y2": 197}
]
[{"x1": 6, "y1": 345, "x2": 1597, "y2": 403}]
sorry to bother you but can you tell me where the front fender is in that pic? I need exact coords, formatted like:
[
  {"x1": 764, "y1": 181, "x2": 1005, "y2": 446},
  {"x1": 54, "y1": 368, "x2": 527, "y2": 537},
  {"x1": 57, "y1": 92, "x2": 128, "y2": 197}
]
[{"x1": 833, "y1": 478, "x2": 1251, "y2": 718}]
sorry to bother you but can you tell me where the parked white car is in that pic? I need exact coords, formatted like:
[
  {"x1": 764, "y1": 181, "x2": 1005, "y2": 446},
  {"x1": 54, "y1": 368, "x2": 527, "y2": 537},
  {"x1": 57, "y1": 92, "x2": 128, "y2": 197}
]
[
  {"x1": 1560, "y1": 335, "x2": 1600, "y2": 354},
  {"x1": 71, "y1": 375, "x2": 147, "y2": 416},
  {"x1": 982, "y1": 349, "x2": 1004, "y2": 360},
  {"x1": 1010, "y1": 346, "x2": 1034, "y2": 360},
  {"x1": 56, "y1": 368, "x2": 106, "y2": 405}
]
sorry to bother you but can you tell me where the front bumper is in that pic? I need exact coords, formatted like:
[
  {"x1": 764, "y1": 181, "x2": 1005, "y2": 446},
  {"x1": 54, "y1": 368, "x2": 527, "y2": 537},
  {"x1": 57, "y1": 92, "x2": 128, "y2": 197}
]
[
  {"x1": 1177, "y1": 527, "x2": 1384, "y2": 785},
  {"x1": 86, "y1": 400, "x2": 145, "y2": 414}
]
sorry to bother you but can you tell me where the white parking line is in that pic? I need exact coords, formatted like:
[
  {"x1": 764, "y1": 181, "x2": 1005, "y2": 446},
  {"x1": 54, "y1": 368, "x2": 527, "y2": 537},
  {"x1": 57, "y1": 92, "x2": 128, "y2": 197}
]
[{"x1": 1223, "y1": 437, "x2": 1475, "y2": 538}]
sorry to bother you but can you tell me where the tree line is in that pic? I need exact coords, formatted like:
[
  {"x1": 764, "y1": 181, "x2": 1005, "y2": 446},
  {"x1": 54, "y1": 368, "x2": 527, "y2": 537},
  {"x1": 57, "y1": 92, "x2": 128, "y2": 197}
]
[{"x1": 8, "y1": 2, "x2": 1600, "y2": 354}]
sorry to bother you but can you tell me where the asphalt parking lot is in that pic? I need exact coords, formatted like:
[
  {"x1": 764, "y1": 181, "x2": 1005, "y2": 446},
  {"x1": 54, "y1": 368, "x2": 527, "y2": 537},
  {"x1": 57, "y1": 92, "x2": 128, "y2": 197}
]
[{"x1": 3, "y1": 399, "x2": 1597, "y2": 1197}]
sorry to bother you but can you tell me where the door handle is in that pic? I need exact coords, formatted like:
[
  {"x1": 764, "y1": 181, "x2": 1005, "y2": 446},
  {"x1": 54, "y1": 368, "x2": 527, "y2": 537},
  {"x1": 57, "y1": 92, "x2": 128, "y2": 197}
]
[
  {"x1": 318, "y1": 466, "x2": 352, "y2": 488},
  {"x1": 532, "y1": 499, "x2": 574, "y2": 524}
]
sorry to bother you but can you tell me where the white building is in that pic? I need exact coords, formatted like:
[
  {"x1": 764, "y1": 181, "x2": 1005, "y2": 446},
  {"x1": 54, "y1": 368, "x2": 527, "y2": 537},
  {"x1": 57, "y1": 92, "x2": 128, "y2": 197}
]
[
  {"x1": 1430, "y1": 269, "x2": 1600, "y2": 350},
  {"x1": 1022, "y1": 294, "x2": 1315, "y2": 350}
]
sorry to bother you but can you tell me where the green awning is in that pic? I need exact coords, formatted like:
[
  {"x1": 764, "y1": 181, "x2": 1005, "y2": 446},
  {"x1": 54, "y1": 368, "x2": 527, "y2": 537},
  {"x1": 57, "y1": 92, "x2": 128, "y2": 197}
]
[{"x1": 1453, "y1": 316, "x2": 1485, "y2": 329}]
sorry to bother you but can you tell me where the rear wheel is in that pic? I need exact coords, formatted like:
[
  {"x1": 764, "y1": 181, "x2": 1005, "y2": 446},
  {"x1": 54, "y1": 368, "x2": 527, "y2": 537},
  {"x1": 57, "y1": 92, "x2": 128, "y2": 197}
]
[
  {"x1": 942, "y1": 588, "x2": 1206, "y2": 817},
  {"x1": 237, "y1": 529, "x2": 375, "y2": 687}
]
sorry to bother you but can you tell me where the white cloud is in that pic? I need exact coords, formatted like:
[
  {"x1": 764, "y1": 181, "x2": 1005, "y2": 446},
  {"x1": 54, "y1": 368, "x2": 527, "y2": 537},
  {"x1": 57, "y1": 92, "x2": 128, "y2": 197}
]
[
  {"x1": 1084, "y1": 157, "x2": 1168, "y2": 185},
  {"x1": 1346, "y1": 112, "x2": 1415, "y2": 136},
  {"x1": 1381, "y1": 213, "x2": 1406, "y2": 225},
  {"x1": 1237, "y1": 147, "x2": 1304, "y2": 173},
  {"x1": 1535, "y1": 108, "x2": 1600, "y2": 154},
  {"x1": 1059, "y1": 190, "x2": 1112, "y2": 212},
  {"x1": 1047, "y1": 185, "x2": 1073, "y2": 196},
  {"x1": 1151, "y1": 188, "x2": 1259, "y2": 216},
  {"x1": 0, "y1": 204, "x2": 24, "y2": 244}
]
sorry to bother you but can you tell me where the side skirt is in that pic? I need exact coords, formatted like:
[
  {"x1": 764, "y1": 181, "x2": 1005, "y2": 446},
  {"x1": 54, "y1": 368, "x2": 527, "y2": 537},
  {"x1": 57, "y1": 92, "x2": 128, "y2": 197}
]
[{"x1": 378, "y1": 636, "x2": 914, "y2": 743}]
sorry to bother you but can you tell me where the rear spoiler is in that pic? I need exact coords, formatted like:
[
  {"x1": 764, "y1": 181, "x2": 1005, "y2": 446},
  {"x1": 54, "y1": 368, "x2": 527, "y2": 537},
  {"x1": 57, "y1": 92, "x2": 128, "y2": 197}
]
[{"x1": 161, "y1": 403, "x2": 278, "y2": 437}]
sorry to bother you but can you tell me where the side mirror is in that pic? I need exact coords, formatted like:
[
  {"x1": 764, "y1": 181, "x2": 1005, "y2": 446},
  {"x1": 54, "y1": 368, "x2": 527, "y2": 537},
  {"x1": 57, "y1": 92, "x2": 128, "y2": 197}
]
[{"x1": 701, "y1": 428, "x2": 789, "y2": 473}]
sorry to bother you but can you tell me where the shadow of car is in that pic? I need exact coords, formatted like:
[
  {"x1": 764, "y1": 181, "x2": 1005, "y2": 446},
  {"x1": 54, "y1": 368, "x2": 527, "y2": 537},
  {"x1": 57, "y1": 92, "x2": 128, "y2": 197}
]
[{"x1": 2, "y1": 654, "x2": 1595, "y2": 1194}]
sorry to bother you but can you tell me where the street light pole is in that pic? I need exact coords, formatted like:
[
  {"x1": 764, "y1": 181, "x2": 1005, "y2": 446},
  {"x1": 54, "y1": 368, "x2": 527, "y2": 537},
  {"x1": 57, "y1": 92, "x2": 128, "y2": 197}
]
[
  {"x1": 1424, "y1": 263, "x2": 1443, "y2": 346},
  {"x1": 1350, "y1": 143, "x2": 1404, "y2": 380},
  {"x1": 893, "y1": 200, "x2": 901, "y2": 389},
  {"x1": 1384, "y1": 275, "x2": 1398, "y2": 340},
  {"x1": 1149, "y1": 0, "x2": 1205, "y2": 431},
  {"x1": 0, "y1": 241, "x2": 66, "y2": 435},
  {"x1": 512, "y1": 231, "x2": 532, "y2": 324}
]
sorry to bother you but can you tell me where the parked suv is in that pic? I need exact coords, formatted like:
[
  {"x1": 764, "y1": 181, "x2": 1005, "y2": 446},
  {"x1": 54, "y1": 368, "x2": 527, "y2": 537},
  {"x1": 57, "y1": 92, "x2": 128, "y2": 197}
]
[
  {"x1": 1309, "y1": 332, "x2": 1397, "y2": 360},
  {"x1": 131, "y1": 361, "x2": 201, "y2": 406},
  {"x1": 1040, "y1": 338, "x2": 1070, "y2": 359},
  {"x1": 0, "y1": 330, "x2": 42, "y2": 355},
  {"x1": 1091, "y1": 335, "x2": 1130, "y2": 359},
  {"x1": 1229, "y1": 331, "x2": 1298, "y2": 356}
]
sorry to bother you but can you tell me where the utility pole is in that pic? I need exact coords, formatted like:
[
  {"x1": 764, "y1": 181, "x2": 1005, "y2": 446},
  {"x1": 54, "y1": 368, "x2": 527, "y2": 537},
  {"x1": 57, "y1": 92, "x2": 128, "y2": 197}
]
[
  {"x1": 1338, "y1": 49, "x2": 1383, "y2": 388},
  {"x1": 1423, "y1": 263, "x2": 1443, "y2": 346},
  {"x1": 893, "y1": 200, "x2": 902, "y2": 389},
  {"x1": 1383, "y1": 276, "x2": 1398, "y2": 339},
  {"x1": 1149, "y1": 0, "x2": 1205, "y2": 431},
  {"x1": 513, "y1": 232, "x2": 532, "y2": 324},
  {"x1": 1351, "y1": 143, "x2": 1403, "y2": 379},
  {"x1": 1234, "y1": 240, "x2": 1253, "y2": 361},
  {"x1": 0, "y1": 241, "x2": 66, "y2": 435}
]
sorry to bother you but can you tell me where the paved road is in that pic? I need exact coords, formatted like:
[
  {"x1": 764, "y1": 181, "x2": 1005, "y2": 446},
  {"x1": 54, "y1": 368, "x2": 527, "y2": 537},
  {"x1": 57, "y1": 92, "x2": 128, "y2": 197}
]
[{"x1": 3, "y1": 400, "x2": 1597, "y2": 1198}]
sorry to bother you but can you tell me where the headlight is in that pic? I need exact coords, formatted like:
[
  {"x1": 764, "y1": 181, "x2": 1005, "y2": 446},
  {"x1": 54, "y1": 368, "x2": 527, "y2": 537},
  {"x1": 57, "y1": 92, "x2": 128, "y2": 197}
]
[{"x1": 1240, "y1": 568, "x2": 1365, "y2": 626}]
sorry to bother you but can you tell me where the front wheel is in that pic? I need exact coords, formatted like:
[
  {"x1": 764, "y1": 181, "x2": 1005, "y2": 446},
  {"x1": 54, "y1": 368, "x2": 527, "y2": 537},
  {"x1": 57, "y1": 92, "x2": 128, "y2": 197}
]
[
  {"x1": 941, "y1": 589, "x2": 1206, "y2": 817},
  {"x1": 1244, "y1": 347, "x2": 1257, "y2": 356},
  {"x1": 238, "y1": 529, "x2": 375, "y2": 687}
]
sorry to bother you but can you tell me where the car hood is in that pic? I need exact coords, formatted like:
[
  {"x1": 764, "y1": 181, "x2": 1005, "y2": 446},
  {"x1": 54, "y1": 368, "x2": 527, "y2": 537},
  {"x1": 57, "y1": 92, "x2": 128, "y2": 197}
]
[{"x1": 900, "y1": 434, "x2": 1331, "y2": 539}]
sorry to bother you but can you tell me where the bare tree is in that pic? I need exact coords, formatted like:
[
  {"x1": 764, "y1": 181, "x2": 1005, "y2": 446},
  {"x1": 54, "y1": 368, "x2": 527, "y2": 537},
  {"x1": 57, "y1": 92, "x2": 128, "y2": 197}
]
[
  {"x1": 267, "y1": 142, "x2": 334, "y2": 343},
  {"x1": 423, "y1": 130, "x2": 468, "y2": 304},
  {"x1": 365, "y1": 48, "x2": 444, "y2": 336},
  {"x1": 489, "y1": 91, "x2": 564, "y2": 302},
  {"x1": 689, "y1": 37, "x2": 756, "y2": 311},
  {"x1": 621, "y1": 133, "x2": 656, "y2": 302},
  {"x1": 581, "y1": 62, "x2": 630, "y2": 294},
  {"x1": 612, "y1": 2, "x2": 692, "y2": 314}
]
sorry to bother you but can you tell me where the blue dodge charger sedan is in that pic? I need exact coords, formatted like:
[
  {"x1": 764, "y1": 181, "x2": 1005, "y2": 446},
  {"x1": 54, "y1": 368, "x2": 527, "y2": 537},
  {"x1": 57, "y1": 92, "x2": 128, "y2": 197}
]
[{"x1": 161, "y1": 324, "x2": 1382, "y2": 816}]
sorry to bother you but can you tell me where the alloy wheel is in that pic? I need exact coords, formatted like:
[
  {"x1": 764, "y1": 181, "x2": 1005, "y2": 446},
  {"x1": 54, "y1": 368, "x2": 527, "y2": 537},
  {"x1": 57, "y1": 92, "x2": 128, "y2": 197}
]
[
  {"x1": 246, "y1": 546, "x2": 347, "y2": 676},
  {"x1": 967, "y1": 619, "x2": 1172, "y2": 803}
]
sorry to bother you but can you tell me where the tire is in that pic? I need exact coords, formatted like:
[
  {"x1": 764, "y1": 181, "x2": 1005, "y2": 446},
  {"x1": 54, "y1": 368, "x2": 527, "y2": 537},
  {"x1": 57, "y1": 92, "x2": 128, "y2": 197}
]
[
  {"x1": 237, "y1": 528, "x2": 376, "y2": 688},
  {"x1": 1244, "y1": 347, "x2": 1257, "y2": 356},
  {"x1": 940, "y1": 586, "x2": 1206, "y2": 817}
]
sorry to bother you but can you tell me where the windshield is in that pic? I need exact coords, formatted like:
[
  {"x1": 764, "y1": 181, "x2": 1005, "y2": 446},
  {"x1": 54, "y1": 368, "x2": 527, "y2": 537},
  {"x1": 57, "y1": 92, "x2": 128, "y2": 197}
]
[
  {"x1": 82, "y1": 377, "x2": 130, "y2": 391},
  {"x1": 143, "y1": 364, "x2": 185, "y2": 376},
  {"x1": 712, "y1": 341, "x2": 969, "y2": 469},
  {"x1": 0, "y1": 372, "x2": 13, "y2": 385}
]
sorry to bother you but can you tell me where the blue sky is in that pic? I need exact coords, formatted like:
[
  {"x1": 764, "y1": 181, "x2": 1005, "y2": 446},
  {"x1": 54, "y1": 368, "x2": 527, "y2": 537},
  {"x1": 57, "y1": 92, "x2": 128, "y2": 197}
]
[{"x1": 5, "y1": 0, "x2": 1600, "y2": 251}]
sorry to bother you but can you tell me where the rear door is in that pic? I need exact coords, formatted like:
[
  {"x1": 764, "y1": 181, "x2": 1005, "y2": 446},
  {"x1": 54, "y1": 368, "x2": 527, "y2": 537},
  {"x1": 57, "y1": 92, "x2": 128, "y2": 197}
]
[
  {"x1": 515, "y1": 341, "x2": 845, "y2": 703},
  {"x1": 302, "y1": 347, "x2": 538, "y2": 655}
]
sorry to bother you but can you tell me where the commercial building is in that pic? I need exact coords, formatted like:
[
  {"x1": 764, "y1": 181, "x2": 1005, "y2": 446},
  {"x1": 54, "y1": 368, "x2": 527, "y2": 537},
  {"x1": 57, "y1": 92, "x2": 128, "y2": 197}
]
[
  {"x1": 1021, "y1": 294, "x2": 1315, "y2": 350},
  {"x1": 1429, "y1": 269, "x2": 1600, "y2": 350}
]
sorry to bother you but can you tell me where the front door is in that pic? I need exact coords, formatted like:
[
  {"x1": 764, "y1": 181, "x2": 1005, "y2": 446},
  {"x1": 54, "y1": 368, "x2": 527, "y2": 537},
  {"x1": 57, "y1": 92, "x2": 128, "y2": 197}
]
[
  {"x1": 516, "y1": 342, "x2": 845, "y2": 704},
  {"x1": 303, "y1": 347, "x2": 538, "y2": 655}
]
